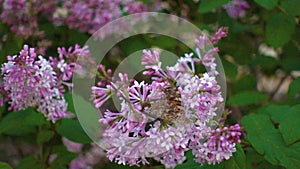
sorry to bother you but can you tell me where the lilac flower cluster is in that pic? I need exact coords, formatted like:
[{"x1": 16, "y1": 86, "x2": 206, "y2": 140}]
[
  {"x1": 49, "y1": 44, "x2": 92, "y2": 93},
  {"x1": 223, "y1": 0, "x2": 250, "y2": 19},
  {"x1": 1, "y1": 44, "x2": 90, "y2": 122},
  {"x1": 53, "y1": 0, "x2": 161, "y2": 36},
  {"x1": 0, "y1": 0, "x2": 161, "y2": 39},
  {"x1": 192, "y1": 124, "x2": 241, "y2": 164},
  {"x1": 0, "y1": 0, "x2": 58, "y2": 39},
  {"x1": 92, "y1": 28, "x2": 241, "y2": 168}
]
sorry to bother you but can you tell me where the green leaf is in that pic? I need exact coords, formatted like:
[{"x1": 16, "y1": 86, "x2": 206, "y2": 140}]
[
  {"x1": 64, "y1": 93, "x2": 76, "y2": 114},
  {"x1": 0, "y1": 107, "x2": 45, "y2": 135},
  {"x1": 69, "y1": 29, "x2": 89, "y2": 46},
  {"x1": 25, "y1": 111, "x2": 48, "y2": 126},
  {"x1": 242, "y1": 113, "x2": 280, "y2": 165},
  {"x1": 223, "y1": 144, "x2": 246, "y2": 169},
  {"x1": 222, "y1": 58, "x2": 238, "y2": 79},
  {"x1": 198, "y1": 0, "x2": 231, "y2": 13},
  {"x1": 281, "y1": 0, "x2": 300, "y2": 16},
  {"x1": 283, "y1": 142, "x2": 300, "y2": 169},
  {"x1": 0, "y1": 34, "x2": 23, "y2": 63},
  {"x1": 56, "y1": 118, "x2": 91, "y2": 144},
  {"x1": 145, "y1": 35, "x2": 179, "y2": 49},
  {"x1": 255, "y1": 0, "x2": 279, "y2": 9},
  {"x1": 50, "y1": 145, "x2": 77, "y2": 168},
  {"x1": 71, "y1": 94, "x2": 101, "y2": 143},
  {"x1": 228, "y1": 91, "x2": 268, "y2": 106},
  {"x1": 16, "y1": 156, "x2": 44, "y2": 169},
  {"x1": 251, "y1": 56, "x2": 279, "y2": 75},
  {"x1": 265, "y1": 104, "x2": 290, "y2": 122},
  {"x1": 37, "y1": 130, "x2": 54, "y2": 144},
  {"x1": 119, "y1": 36, "x2": 150, "y2": 56},
  {"x1": 0, "y1": 162, "x2": 13, "y2": 169},
  {"x1": 242, "y1": 113, "x2": 300, "y2": 169},
  {"x1": 231, "y1": 75, "x2": 257, "y2": 94},
  {"x1": 288, "y1": 77, "x2": 300, "y2": 97},
  {"x1": 266, "y1": 13, "x2": 295, "y2": 48},
  {"x1": 278, "y1": 105, "x2": 300, "y2": 145},
  {"x1": 245, "y1": 147, "x2": 285, "y2": 169},
  {"x1": 281, "y1": 57, "x2": 300, "y2": 71},
  {"x1": 263, "y1": 104, "x2": 300, "y2": 145},
  {"x1": 219, "y1": 33, "x2": 253, "y2": 65}
]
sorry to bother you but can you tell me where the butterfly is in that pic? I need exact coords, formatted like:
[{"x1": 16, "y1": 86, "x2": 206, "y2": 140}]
[{"x1": 159, "y1": 86, "x2": 184, "y2": 123}]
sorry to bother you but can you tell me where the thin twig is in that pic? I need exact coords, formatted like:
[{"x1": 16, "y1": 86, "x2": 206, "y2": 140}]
[{"x1": 268, "y1": 73, "x2": 290, "y2": 101}]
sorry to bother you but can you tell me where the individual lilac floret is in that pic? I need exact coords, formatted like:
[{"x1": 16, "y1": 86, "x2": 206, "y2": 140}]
[
  {"x1": 211, "y1": 27, "x2": 228, "y2": 45},
  {"x1": 1, "y1": 45, "x2": 70, "y2": 122},
  {"x1": 223, "y1": 0, "x2": 250, "y2": 19}
]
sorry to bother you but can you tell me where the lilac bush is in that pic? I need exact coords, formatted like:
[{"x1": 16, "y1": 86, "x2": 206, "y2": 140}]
[{"x1": 1, "y1": 0, "x2": 296, "y2": 169}]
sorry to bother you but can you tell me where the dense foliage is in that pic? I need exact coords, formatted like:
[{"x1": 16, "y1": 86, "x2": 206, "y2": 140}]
[{"x1": 0, "y1": 0, "x2": 299, "y2": 169}]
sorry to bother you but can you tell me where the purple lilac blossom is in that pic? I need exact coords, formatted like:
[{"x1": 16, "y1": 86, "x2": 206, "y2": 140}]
[
  {"x1": 49, "y1": 44, "x2": 92, "y2": 93},
  {"x1": 193, "y1": 124, "x2": 242, "y2": 164},
  {"x1": 1, "y1": 45, "x2": 70, "y2": 122},
  {"x1": 0, "y1": 0, "x2": 161, "y2": 39},
  {"x1": 62, "y1": 137, "x2": 83, "y2": 153},
  {"x1": 53, "y1": 0, "x2": 161, "y2": 35},
  {"x1": 211, "y1": 27, "x2": 228, "y2": 45},
  {"x1": 1, "y1": 44, "x2": 92, "y2": 122},
  {"x1": 92, "y1": 28, "x2": 242, "y2": 168},
  {"x1": 223, "y1": 0, "x2": 250, "y2": 19},
  {"x1": 0, "y1": 0, "x2": 58, "y2": 38},
  {"x1": 69, "y1": 155, "x2": 90, "y2": 169}
]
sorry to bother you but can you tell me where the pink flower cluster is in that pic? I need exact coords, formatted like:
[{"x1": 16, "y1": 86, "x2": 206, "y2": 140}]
[
  {"x1": 49, "y1": 44, "x2": 92, "y2": 93},
  {"x1": 223, "y1": 0, "x2": 250, "y2": 19},
  {"x1": 192, "y1": 124, "x2": 241, "y2": 164},
  {"x1": 0, "y1": 0, "x2": 58, "y2": 39},
  {"x1": 1, "y1": 44, "x2": 90, "y2": 122},
  {"x1": 92, "y1": 28, "x2": 241, "y2": 168},
  {"x1": 53, "y1": 0, "x2": 161, "y2": 39},
  {"x1": 0, "y1": 0, "x2": 161, "y2": 39}
]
